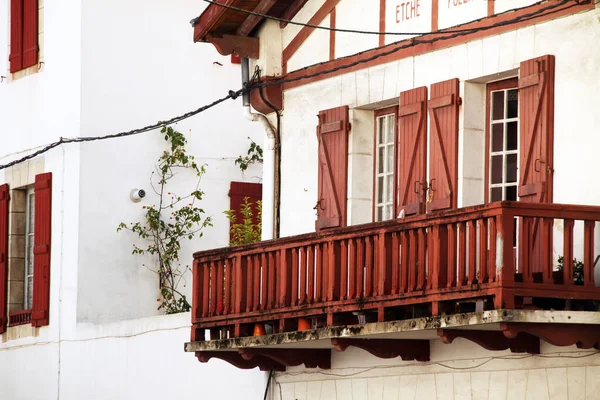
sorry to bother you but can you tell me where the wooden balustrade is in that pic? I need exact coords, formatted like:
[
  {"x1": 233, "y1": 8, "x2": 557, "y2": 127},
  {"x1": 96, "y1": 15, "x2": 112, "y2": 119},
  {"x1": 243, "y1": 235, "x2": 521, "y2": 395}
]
[
  {"x1": 8, "y1": 310, "x2": 32, "y2": 326},
  {"x1": 191, "y1": 202, "x2": 600, "y2": 339}
]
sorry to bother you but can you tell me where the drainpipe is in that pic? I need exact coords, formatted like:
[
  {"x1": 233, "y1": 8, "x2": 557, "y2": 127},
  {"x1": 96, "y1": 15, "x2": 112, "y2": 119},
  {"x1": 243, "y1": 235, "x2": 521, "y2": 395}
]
[{"x1": 241, "y1": 58, "x2": 278, "y2": 240}]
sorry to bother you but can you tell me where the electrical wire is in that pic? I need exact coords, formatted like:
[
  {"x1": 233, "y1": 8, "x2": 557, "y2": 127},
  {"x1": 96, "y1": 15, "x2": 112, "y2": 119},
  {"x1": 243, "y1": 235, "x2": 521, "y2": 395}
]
[{"x1": 0, "y1": 0, "x2": 588, "y2": 171}]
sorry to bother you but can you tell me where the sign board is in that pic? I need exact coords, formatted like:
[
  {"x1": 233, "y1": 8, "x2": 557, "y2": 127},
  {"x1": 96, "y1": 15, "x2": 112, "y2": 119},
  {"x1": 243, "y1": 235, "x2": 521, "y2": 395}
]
[
  {"x1": 438, "y1": 0, "x2": 487, "y2": 30},
  {"x1": 385, "y1": 0, "x2": 432, "y2": 44}
]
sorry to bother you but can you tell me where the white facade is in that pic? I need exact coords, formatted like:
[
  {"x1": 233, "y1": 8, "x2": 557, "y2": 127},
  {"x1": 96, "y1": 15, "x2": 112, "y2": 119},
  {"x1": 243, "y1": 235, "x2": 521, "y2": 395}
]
[{"x1": 0, "y1": 0, "x2": 266, "y2": 398}]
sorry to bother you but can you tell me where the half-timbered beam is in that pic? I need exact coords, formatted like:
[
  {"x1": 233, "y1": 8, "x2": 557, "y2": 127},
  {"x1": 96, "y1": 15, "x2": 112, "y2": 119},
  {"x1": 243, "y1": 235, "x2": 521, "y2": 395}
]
[
  {"x1": 236, "y1": 0, "x2": 277, "y2": 36},
  {"x1": 279, "y1": 0, "x2": 309, "y2": 28}
]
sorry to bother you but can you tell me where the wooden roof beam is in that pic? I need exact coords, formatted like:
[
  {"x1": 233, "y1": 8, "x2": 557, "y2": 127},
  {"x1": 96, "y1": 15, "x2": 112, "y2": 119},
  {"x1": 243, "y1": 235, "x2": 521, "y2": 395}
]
[
  {"x1": 206, "y1": 34, "x2": 259, "y2": 58},
  {"x1": 236, "y1": 0, "x2": 278, "y2": 36}
]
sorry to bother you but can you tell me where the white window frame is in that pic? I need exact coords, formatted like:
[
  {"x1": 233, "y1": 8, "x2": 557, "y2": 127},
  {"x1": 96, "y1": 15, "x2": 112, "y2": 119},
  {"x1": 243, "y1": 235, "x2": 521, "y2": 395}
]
[
  {"x1": 24, "y1": 187, "x2": 35, "y2": 310},
  {"x1": 375, "y1": 112, "x2": 395, "y2": 222}
]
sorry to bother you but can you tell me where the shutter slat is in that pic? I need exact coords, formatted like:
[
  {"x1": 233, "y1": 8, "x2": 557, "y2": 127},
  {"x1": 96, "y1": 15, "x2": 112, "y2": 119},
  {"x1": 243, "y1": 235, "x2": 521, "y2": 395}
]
[
  {"x1": 428, "y1": 78, "x2": 460, "y2": 212},
  {"x1": 9, "y1": 0, "x2": 24, "y2": 73},
  {"x1": 0, "y1": 184, "x2": 9, "y2": 333},
  {"x1": 397, "y1": 87, "x2": 428, "y2": 217},
  {"x1": 31, "y1": 173, "x2": 51, "y2": 327},
  {"x1": 22, "y1": 0, "x2": 39, "y2": 69},
  {"x1": 316, "y1": 106, "x2": 349, "y2": 230}
]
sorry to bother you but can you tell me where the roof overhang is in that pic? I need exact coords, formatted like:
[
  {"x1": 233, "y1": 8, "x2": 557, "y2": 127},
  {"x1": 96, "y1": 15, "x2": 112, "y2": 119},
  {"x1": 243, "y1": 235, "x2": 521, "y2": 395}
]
[{"x1": 192, "y1": 0, "x2": 307, "y2": 58}]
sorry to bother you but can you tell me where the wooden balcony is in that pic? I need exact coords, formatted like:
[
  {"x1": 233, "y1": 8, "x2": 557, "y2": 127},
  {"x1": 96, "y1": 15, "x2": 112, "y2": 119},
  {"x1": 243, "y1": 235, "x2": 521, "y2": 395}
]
[{"x1": 190, "y1": 202, "x2": 600, "y2": 357}]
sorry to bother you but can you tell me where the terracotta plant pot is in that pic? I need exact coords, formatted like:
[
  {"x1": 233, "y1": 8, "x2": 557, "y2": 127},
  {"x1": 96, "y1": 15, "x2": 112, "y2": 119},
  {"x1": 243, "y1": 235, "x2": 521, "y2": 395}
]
[
  {"x1": 297, "y1": 318, "x2": 311, "y2": 331},
  {"x1": 253, "y1": 323, "x2": 266, "y2": 336}
]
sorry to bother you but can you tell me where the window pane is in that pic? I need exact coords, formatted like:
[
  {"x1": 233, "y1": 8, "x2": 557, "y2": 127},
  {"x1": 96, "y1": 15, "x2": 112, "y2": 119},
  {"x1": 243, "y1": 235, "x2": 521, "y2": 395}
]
[
  {"x1": 26, "y1": 277, "x2": 33, "y2": 309},
  {"x1": 386, "y1": 175, "x2": 394, "y2": 203},
  {"x1": 491, "y1": 187, "x2": 502, "y2": 202},
  {"x1": 507, "y1": 89, "x2": 518, "y2": 118},
  {"x1": 386, "y1": 116, "x2": 394, "y2": 143},
  {"x1": 506, "y1": 154, "x2": 517, "y2": 183},
  {"x1": 385, "y1": 205, "x2": 393, "y2": 221},
  {"x1": 506, "y1": 186, "x2": 517, "y2": 201},
  {"x1": 506, "y1": 122, "x2": 518, "y2": 150},
  {"x1": 377, "y1": 176, "x2": 384, "y2": 203},
  {"x1": 377, "y1": 207, "x2": 383, "y2": 222},
  {"x1": 387, "y1": 145, "x2": 394, "y2": 172},
  {"x1": 378, "y1": 147, "x2": 384, "y2": 173},
  {"x1": 28, "y1": 194, "x2": 35, "y2": 232},
  {"x1": 377, "y1": 118, "x2": 384, "y2": 144},
  {"x1": 492, "y1": 91, "x2": 504, "y2": 120},
  {"x1": 491, "y1": 123, "x2": 503, "y2": 152},
  {"x1": 491, "y1": 155, "x2": 503, "y2": 184}
]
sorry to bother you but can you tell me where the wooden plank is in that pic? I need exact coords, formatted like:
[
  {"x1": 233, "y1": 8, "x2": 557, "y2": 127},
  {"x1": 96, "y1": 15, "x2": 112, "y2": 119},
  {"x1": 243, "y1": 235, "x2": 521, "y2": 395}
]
[
  {"x1": 202, "y1": 262, "x2": 210, "y2": 317},
  {"x1": 458, "y1": 222, "x2": 466, "y2": 286},
  {"x1": 479, "y1": 219, "x2": 488, "y2": 284},
  {"x1": 291, "y1": 248, "x2": 299, "y2": 306},
  {"x1": 584, "y1": 221, "x2": 596, "y2": 287},
  {"x1": 417, "y1": 228, "x2": 426, "y2": 290},
  {"x1": 541, "y1": 218, "x2": 554, "y2": 283},
  {"x1": 217, "y1": 261, "x2": 224, "y2": 315},
  {"x1": 563, "y1": 219, "x2": 574, "y2": 285},
  {"x1": 356, "y1": 238, "x2": 365, "y2": 298},
  {"x1": 348, "y1": 239, "x2": 356, "y2": 299},
  {"x1": 408, "y1": 230, "x2": 417, "y2": 291},
  {"x1": 246, "y1": 256, "x2": 254, "y2": 312},
  {"x1": 280, "y1": 249, "x2": 292, "y2": 307},
  {"x1": 210, "y1": 261, "x2": 218, "y2": 315},
  {"x1": 447, "y1": 224, "x2": 456, "y2": 288},
  {"x1": 268, "y1": 252, "x2": 276, "y2": 309},
  {"x1": 299, "y1": 247, "x2": 307, "y2": 304},
  {"x1": 260, "y1": 254, "x2": 267, "y2": 310},
  {"x1": 365, "y1": 236, "x2": 373, "y2": 297},
  {"x1": 340, "y1": 239, "x2": 348, "y2": 300},
  {"x1": 520, "y1": 217, "x2": 532, "y2": 282},
  {"x1": 467, "y1": 220, "x2": 476, "y2": 285},
  {"x1": 234, "y1": 256, "x2": 243, "y2": 314},
  {"x1": 315, "y1": 244, "x2": 323, "y2": 301},
  {"x1": 307, "y1": 246, "x2": 315, "y2": 301},
  {"x1": 391, "y1": 232, "x2": 400, "y2": 294},
  {"x1": 496, "y1": 214, "x2": 515, "y2": 285},
  {"x1": 488, "y1": 218, "x2": 497, "y2": 283}
]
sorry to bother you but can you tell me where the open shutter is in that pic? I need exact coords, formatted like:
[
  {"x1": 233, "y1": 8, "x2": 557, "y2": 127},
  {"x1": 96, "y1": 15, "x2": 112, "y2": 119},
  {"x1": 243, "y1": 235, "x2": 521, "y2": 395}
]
[
  {"x1": 316, "y1": 106, "x2": 349, "y2": 230},
  {"x1": 9, "y1": 0, "x2": 24, "y2": 73},
  {"x1": 518, "y1": 55, "x2": 555, "y2": 203},
  {"x1": 428, "y1": 78, "x2": 460, "y2": 212},
  {"x1": 22, "y1": 0, "x2": 38, "y2": 69},
  {"x1": 31, "y1": 173, "x2": 51, "y2": 327},
  {"x1": 0, "y1": 185, "x2": 9, "y2": 334},
  {"x1": 228, "y1": 181, "x2": 262, "y2": 242},
  {"x1": 397, "y1": 87, "x2": 428, "y2": 217}
]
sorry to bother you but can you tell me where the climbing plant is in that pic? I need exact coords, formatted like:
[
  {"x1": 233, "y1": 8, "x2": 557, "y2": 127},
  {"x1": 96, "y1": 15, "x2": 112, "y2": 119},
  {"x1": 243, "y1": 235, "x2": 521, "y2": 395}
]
[
  {"x1": 118, "y1": 126, "x2": 212, "y2": 314},
  {"x1": 235, "y1": 137, "x2": 263, "y2": 173}
]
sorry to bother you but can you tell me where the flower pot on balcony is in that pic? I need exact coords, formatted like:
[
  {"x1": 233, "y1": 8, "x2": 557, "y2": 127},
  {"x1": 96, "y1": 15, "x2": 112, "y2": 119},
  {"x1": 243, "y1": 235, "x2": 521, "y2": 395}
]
[
  {"x1": 298, "y1": 318, "x2": 311, "y2": 331},
  {"x1": 253, "y1": 323, "x2": 266, "y2": 336}
]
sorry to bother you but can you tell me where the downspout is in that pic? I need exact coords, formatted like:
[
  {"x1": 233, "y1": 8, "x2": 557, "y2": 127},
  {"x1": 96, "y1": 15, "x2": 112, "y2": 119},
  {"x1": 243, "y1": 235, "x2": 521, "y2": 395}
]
[{"x1": 241, "y1": 58, "x2": 279, "y2": 240}]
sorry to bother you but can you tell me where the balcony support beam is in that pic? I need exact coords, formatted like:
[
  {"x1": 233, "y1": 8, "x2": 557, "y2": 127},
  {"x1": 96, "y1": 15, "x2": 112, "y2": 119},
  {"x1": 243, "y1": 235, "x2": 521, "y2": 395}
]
[
  {"x1": 196, "y1": 351, "x2": 285, "y2": 371},
  {"x1": 501, "y1": 322, "x2": 600, "y2": 349},
  {"x1": 438, "y1": 329, "x2": 540, "y2": 354},
  {"x1": 331, "y1": 338, "x2": 430, "y2": 361},
  {"x1": 239, "y1": 348, "x2": 331, "y2": 369}
]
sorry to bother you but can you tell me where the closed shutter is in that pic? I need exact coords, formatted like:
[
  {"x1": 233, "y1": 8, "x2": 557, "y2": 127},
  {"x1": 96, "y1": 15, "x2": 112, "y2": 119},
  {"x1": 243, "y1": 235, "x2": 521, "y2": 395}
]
[
  {"x1": 518, "y1": 55, "x2": 555, "y2": 203},
  {"x1": 22, "y1": 0, "x2": 38, "y2": 69},
  {"x1": 397, "y1": 87, "x2": 428, "y2": 217},
  {"x1": 31, "y1": 173, "x2": 51, "y2": 327},
  {"x1": 9, "y1": 0, "x2": 24, "y2": 73},
  {"x1": 316, "y1": 106, "x2": 349, "y2": 230},
  {"x1": 229, "y1": 181, "x2": 262, "y2": 241},
  {"x1": 428, "y1": 78, "x2": 460, "y2": 212},
  {"x1": 0, "y1": 185, "x2": 9, "y2": 334}
]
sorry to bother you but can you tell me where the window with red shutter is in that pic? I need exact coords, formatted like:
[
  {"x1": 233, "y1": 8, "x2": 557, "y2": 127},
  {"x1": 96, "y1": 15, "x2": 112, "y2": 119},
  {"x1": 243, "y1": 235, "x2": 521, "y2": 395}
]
[
  {"x1": 316, "y1": 106, "x2": 349, "y2": 230},
  {"x1": 397, "y1": 87, "x2": 428, "y2": 217},
  {"x1": 9, "y1": 0, "x2": 38, "y2": 73},
  {"x1": 31, "y1": 173, "x2": 51, "y2": 327},
  {"x1": 228, "y1": 181, "x2": 262, "y2": 242},
  {"x1": 0, "y1": 184, "x2": 9, "y2": 334},
  {"x1": 428, "y1": 78, "x2": 460, "y2": 212}
]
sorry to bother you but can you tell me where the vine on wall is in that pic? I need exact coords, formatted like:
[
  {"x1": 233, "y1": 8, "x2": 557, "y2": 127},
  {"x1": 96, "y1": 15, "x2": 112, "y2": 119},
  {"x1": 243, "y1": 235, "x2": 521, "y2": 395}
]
[{"x1": 118, "y1": 127, "x2": 212, "y2": 314}]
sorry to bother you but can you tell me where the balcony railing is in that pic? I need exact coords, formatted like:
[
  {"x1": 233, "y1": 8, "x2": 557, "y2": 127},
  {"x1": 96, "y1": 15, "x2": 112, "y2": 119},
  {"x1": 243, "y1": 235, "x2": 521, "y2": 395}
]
[
  {"x1": 9, "y1": 310, "x2": 32, "y2": 326},
  {"x1": 191, "y1": 202, "x2": 600, "y2": 341}
]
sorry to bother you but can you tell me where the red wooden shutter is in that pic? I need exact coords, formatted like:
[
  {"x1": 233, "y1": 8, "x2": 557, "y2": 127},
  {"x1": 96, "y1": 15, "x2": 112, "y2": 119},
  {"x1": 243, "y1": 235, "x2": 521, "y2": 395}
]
[
  {"x1": 316, "y1": 106, "x2": 349, "y2": 230},
  {"x1": 397, "y1": 87, "x2": 428, "y2": 217},
  {"x1": 0, "y1": 185, "x2": 9, "y2": 334},
  {"x1": 229, "y1": 181, "x2": 262, "y2": 241},
  {"x1": 518, "y1": 55, "x2": 555, "y2": 203},
  {"x1": 22, "y1": 0, "x2": 39, "y2": 69},
  {"x1": 428, "y1": 78, "x2": 460, "y2": 212},
  {"x1": 31, "y1": 173, "x2": 51, "y2": 327},
  {"x1": 9, "y1": 0, "x2": 24, "y2": 73}
]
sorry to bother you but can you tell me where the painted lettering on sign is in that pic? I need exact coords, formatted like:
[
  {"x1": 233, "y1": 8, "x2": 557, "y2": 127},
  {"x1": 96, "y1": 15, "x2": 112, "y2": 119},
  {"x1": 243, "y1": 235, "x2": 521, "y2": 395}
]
[
  {"x1": 448, "y1": 0, "x2": 472, "y2": 7},
  {"x1": 396, "y1": 0, "x2": 421, "y2": 23}
]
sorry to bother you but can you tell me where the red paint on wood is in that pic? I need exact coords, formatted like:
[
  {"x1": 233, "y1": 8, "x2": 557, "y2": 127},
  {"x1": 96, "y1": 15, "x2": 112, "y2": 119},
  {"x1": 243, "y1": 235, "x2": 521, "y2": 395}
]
[
  {"x1": 316, "y1": 106, "x2": 349, "y2": 230},
  {"x1": 467, "y1": 220, "x2": 476, "y2": 285},
  {"x1": 9, "y1": 0, "x2": 24, "y2": 72},
  {"x1": 332, "y1": 338, "x2": 430, "y2": 361},
  {"x1": 457, "y1": 222, "x2": 467, "y2": 286},
  {"x1": 0, "y1": 184, "x2": 8, "y2": 333},
  {"x1": 397, "y1": 87, "x2": 428, "y2": 217},
  {"x1": 562, "y1": 219, "x2": 574, "y2": 285},
  {"x1": 22, "y1": 0, "x2": 38, "y2": 69},
  {"x1": 428, "y1": 78, "x2": 459, "y2": 212},
  {"x1": 229, "y1": 181, "x2": 262, "y2": 242},
  {"x1": 329, "y1": 7, "x2": 336, "y2": 61},
  {"x1": 584, "y1": 221, "x2": 595, "y2": 287},
  {"x1": 438, "y1": 329, "x2": 540, "y2": 354},
  {"x1": 446, "y1": 223, "x2": 456, "y2": 288},
  {"x1": 31, "y1": 173, "x2": 51, "y2": 327}
]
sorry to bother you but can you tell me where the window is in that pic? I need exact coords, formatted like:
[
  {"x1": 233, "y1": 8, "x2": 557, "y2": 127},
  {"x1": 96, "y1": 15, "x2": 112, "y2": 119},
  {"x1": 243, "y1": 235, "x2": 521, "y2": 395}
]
[
  {"x1": 9, "y1": 0, "x2": 40, "y2": 74},
  {"x1": 374, "y1": 107, "x2": 397, "y2": 222},
  {"x1": 487, "y1": 78, "x2": 519, "y2": 202},
  {"x1": 24, "y1": 188, "x2": 34, "y2": 310}
]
